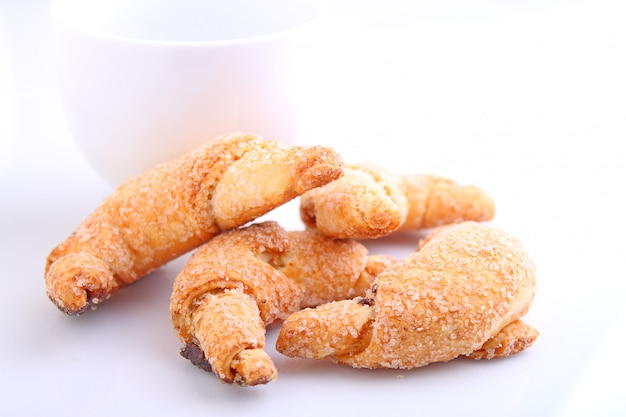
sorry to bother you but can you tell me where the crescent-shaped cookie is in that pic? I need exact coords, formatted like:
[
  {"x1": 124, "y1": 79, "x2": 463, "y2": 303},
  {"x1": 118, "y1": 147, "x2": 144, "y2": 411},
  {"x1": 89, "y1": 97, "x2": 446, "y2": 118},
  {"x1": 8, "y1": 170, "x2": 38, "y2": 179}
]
[
  {"x1": 170, "y1": 221, "x2": 395, "y2": 385},
  {"x1": 276, "y1": 222, "x2": 538, "y2": 369},
  {"x1": 300, "y1": 163, "x2": 495, "y2": 239},
  {"x1": 45, "y1": 134, "x2": 343, "y2": 315}
]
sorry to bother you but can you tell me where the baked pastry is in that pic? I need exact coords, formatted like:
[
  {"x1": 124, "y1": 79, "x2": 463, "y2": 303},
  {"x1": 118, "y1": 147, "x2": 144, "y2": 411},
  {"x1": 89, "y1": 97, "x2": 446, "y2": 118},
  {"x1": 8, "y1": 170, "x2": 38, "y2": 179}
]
[
  {"x1": 276, "y1": 221, "x2": 538, "y2": 369},
  {"x1": 300, "y1": 163, "x2": 495, "y2": 239},
  {"x1": 45, "y1": 134, "x2": 344, "y2": 315},
  {"x1": 169, "y1": 221, "x2": 396, "y2": 386}
]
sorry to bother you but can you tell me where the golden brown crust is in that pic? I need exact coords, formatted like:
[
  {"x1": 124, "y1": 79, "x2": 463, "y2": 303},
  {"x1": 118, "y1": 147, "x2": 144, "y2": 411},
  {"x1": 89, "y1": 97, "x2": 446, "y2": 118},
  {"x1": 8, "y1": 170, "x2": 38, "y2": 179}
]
[
  {"x1": 190, "y1": 290, "x2": 277, "y2": 386},
  {"x1": 300, "y1": 163, "x2": 407, "y2": 239},
  {"x1": 212, "y1": 140, "x2": 344, "y2": 230},
  {"x1": 399, "y1": 174, "x2": 495, "y2": 231},
  {"x1": 300, "y1": 163, "x2": 495, "y2": 239},
  {"x1": 45, "y1": 133, "x2": 344, "y2": 315},
  {"x1": 276, "y1": 221, "x2": 537, "y2": 369},
  {"x1": 170, "y1": 222, "x2": 303, "y2": 348},
  {"x1": 276, "y1": 298, "x2": 375, "y2": 360},
  {"x1": 462, "y1": 320, "x2": 539, "y2": 360},
  {"x1": 170, "y1": 221, "x2": 396, "y2": 385},
  {"x1": 280, "y1": 230, "x2": 396, "y2": 308}
]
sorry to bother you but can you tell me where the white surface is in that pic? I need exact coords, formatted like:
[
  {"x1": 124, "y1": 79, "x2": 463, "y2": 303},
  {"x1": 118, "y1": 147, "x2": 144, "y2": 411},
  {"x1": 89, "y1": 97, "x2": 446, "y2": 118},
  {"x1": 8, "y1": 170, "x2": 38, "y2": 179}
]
[
  {"x1": 50, "y1": 0, "x2": 317, "y2": 186},
  {"x1": 1, "y1": 1, "x2": 625, "y2": 416}
]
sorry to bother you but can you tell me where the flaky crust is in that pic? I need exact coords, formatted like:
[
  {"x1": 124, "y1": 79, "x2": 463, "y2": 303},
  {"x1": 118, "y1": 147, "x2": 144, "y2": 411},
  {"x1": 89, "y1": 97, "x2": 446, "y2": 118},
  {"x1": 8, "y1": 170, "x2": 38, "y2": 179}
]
[
  {"x1": 45, "y1": 133, "x2": 344, "y2": 315},
  {"x1": 300, "y1": 163, "x2": 495, "y2": 239},
  {"x1": 462, "y1": 319, "x2": 539, "y2": 360},
  {"x1": 399, "y1": 174, "x2": 496, "y2": 231},
  {"x1": 276, "y1": 221, "x2": 537, "y2": 369},
  {"x1": 169, "y1": 221, "x2": 396, "y2": 386}
]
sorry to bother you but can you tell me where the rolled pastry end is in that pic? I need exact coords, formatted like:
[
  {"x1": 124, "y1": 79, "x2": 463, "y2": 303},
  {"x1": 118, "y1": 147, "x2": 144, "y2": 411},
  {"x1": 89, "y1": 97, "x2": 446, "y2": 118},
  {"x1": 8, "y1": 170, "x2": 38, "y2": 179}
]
[
  {"x1": 463, "y1": 320, "x2": 539, "y2": 360},
  {"x1": 45, "y1": 252, "x2": 118, "y2": 315},
  {"x1": 230, "y1": 349, "x2": 278, "y2": 386},
  {"x1": 185, "y1": 289, "x2": 277, "y2": 386},
  {"x1": 181, "y1": 342, "x2": 277, "y2": 386},
  {"x1": 276, "y1": 298, "x2": 374, "y2": 360}
]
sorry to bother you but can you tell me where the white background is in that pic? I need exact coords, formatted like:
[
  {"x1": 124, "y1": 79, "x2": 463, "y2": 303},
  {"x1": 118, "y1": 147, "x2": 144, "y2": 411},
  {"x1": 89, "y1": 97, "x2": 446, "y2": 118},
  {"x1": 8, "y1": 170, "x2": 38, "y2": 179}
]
[{"x1": 1, "y1": 1, "x2": 625, "y2": 416}]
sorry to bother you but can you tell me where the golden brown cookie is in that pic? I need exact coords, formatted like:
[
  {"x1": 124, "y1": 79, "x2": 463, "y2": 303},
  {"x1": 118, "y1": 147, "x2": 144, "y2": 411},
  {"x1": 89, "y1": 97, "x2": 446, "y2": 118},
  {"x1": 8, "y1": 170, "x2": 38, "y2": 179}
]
[
  {"x1": 276, "y1": 221, "x2": 538, "y2": 369},
  {"x1": 45, "y1": 134, "x2": 344, "y2": 315},
  {"x1": 169, "y1": 221, "x2": 396, "y2": 386},
  {"x1": 300, "y1": 163, "x2": 495, "y2": 239}
]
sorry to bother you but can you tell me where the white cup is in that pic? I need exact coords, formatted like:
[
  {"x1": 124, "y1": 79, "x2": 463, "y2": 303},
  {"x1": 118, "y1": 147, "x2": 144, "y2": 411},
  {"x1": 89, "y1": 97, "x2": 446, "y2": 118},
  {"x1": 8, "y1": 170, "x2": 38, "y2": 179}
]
[{"x1": 50, "y1": 0, "x2": 319, "y2": 185}]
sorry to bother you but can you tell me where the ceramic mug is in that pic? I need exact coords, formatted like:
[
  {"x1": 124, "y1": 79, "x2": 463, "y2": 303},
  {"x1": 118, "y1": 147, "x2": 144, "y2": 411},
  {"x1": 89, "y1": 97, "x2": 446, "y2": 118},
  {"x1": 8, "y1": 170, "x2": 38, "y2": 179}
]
[{"x1": 51, "y1": 0, "x2": 319, "y2": 185}]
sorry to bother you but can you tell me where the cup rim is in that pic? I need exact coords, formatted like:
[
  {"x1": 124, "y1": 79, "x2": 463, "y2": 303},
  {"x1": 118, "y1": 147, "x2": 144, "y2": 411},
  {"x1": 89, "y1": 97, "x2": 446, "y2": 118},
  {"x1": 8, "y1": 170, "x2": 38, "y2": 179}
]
[{"x1": 49, "y1": 0, "x2": 322, "y2": 47}]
